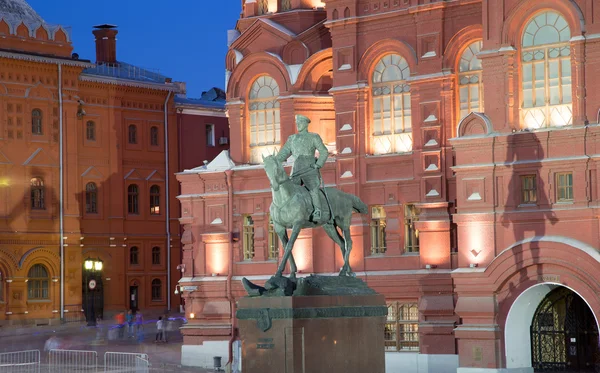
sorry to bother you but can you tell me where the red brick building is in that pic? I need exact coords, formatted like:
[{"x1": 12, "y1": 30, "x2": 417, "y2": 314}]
[
  {"x1": 175, "y1": 86, "x2": 229, "y2": 172},
  {"x1": 0, "y1": 0, "x2": 181, "y2": 323},
  {"x1": 178, "y1": 0, "x2": 600, "y2": 372}
]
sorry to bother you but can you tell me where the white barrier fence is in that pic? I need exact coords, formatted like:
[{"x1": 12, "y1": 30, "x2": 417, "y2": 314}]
[
  {"x1": 104, "y1": 352, "x2": 149, "y2": 373},
  {"x1": 0, "y1": 350, "x2": 151, "y2": 372},
  {"x1": 48, "y1": 350, "x2": 98, "y2": 373},
  {"x1": 0, "y1": 350, "x2": 40, "y2": 373}
]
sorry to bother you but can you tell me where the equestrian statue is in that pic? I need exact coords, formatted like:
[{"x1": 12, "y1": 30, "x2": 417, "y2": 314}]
[{"x1": 242, "y1": 114, "x2": 369, "y2": 297}]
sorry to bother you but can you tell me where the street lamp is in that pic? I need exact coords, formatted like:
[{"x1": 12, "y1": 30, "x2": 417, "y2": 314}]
[{"x1": 84, "y1": 257, "x2": 103, "y2": 327}]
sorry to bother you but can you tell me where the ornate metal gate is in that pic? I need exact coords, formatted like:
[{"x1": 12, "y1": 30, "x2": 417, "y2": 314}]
[{"x1": 531, "y1": 287, "x2": 600, "y2": 372}]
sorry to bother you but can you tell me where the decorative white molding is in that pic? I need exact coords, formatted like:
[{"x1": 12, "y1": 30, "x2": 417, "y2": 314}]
[
  {"x1": 426, "y1": 189, "x2": 440, "y2": 197},
  {"x1": 467, "y1": 192, "x2": 482, "y2": 201},
  {"x1": 79, "y1": 74, "x2": 179, "y2": 92}
]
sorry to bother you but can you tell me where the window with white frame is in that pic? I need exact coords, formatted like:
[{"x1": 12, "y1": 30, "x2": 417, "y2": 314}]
[
  {"x1": 458, "y1": 41, "x2": 483, "y2": 123},
  {"x1": 521, "y1": 11, "x2": 572, "y2": 129},
  {"x1": 248, "y1": 76, "x2": 281, "y2": 163},
  {"x1": 371, "y1": 54, "x2": 412, "y2": 155},
  {"x1": 206, "y1": 124, "x2": 215, "y2": 147}
]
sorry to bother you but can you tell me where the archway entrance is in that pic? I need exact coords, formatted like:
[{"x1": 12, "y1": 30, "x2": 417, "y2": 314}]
[{"x1": 531, "y1": 287, "x2": 599, "y2": 372}]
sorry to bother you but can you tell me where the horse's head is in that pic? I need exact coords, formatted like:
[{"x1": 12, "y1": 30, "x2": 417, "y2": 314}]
[{"x1": 262, "y1": 153, "x2": 286, "y2": 191}]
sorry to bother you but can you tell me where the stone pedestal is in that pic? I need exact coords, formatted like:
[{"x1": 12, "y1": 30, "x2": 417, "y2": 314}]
[{"x1": 237, "y1": 292, "x2": 386, "y2": 373}]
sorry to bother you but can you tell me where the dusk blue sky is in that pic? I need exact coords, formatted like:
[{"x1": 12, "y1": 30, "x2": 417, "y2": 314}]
[{"x1": 27, "y1": 0, "x2": 241, "y2": 98}]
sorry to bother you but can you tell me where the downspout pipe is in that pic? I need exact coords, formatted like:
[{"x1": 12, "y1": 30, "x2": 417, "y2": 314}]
[
  {"x1": 164, "y1": 91, "x2": 172, "y2": 311},
  {"x1": 225, "y1": 169, "x2": 236, "y2": 366},
  {"x1": 58, "y1": 63, "x2": 64, "y2": 321}
]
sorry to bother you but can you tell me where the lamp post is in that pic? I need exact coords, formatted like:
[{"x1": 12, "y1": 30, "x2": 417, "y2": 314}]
[{"x1": 84, "y1": 257, "x2": 103, "y2": 327}]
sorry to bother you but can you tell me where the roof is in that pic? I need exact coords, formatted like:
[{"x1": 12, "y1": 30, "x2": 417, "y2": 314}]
[
  {"x1": 83, "y1": 61, "x2": 170, "y2": 84},
  {"x1": 0, "y1": 0, "x2": 43, "y2": 24},
  {"x1": 175, "y1": 87, "x2": 226, "y2": 110}
]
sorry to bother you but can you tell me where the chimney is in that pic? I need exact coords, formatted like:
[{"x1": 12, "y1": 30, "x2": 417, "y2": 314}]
[{"x1": 92, "y1": 24, "x2": 118, "y2": 65}]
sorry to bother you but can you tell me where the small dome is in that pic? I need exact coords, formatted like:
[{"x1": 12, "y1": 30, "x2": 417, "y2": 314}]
[{"x1": 0, "y1": 0, "x2": 44, "y2": 24}]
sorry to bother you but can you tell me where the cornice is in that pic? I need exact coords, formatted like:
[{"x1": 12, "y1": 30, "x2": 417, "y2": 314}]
[
  {"x1": 0, "y1": 50, "x2": 93, "y2": 68},
  {"x1": 79, "y1": 74, "x2": 179, "y2": 92}
]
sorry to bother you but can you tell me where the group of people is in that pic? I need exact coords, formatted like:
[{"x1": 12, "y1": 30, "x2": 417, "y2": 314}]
[{"x1": 114, "y1": 309, "x2": 169, "y2": 343}]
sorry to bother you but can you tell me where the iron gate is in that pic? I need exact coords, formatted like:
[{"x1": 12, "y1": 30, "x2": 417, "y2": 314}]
[{"x1": 531, "y1": 287, "x2": 600, "y2": 372}]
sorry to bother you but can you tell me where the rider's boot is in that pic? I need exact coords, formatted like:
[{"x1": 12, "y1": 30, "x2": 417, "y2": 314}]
[{"x1": 310, "y1": 188, "x2": 322, "y2": 220}]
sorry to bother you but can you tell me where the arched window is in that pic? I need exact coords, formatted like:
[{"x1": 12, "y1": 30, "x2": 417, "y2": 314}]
[
  {"x1": 128, "y1": 125, "x2": 137, "y2": 144},
  {"x1": 521, "y1": 11, "x2": 572, "y2": 129},
  {"x1": 27, "y1": 264, "x2": 49, "y2": 299},
  {"x1": 152, "y1": 247, "x2": 161, "y2": 265},
  {"x1": 344, "y1": 7, "x2": 350, "y2": 18},
  {"x1": 458, "y1": 41, "x2": 483, "y2": 123},
  {"x1": 248, "y1": 75, "x2": 281, "y2": 163},
  {"x1": 150, "y1": 126, "x2": 159, "y2": 146},
  {"x1": 128, "y1": 184, "x2": 139, "y2": 214},
  {"x1": 85, "y1": 182, "x2": 98, "y2": 214},
  {"x1": 130, "y1": 247, "x2": 139, "y2": 265},
  {"x1": 32, "y1": 109, "x2": 42, "y2": 135},
  {"x1": 86, "y1": 121, "x2": 96, "y2": 141},
  {"x1": 30, "y1": 177, "x2": 45, "y2": 210},
  {"x1": 332, "y1": 9, "x2": 339, "y2": 20},
  {"x1": 151, "y1": 279, "x2": 162, "y2": 301},
  {"x1": 150, "y1": 185, "x2": 160, "y2": 215},
  {"x1": 371, "y1": 54, "x2": 412, "y2": 155}
]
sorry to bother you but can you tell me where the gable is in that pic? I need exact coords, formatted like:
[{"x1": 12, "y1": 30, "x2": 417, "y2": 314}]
[
  {"x1": 25, "y1": 83, "x2": 54, "y2": 99},
  {"x1": 0, "y1": 149, "x2": 11, "y2": 165},
  {"x1": 146, "y1": 170, "x2": 165, "y2": 181},
  {"x1": 22, "y1": 148, "x2": 58, "y2": 168},
  {"x1": 124, "y1": 169, "x2": 144, "y2": 180},
  {"x1": 81, "y1": 166, "x2": 104, "y2": 179},
  {"x1": 231, "y1": 18, "x2": 295, "y2": 56}
]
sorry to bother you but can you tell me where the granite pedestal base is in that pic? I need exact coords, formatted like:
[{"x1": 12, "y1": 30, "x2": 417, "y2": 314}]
[{"x1": 237, "y1": 294, "x2": 387, "y2": 373}]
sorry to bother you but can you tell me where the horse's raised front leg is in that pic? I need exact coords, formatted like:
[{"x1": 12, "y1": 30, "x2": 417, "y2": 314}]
[
  {"x1": 276, "y1": 224, "x2": 302, "y2": 278},
  {"x1": 274, "y1": 223, "x2": 297, "y2": 278}
]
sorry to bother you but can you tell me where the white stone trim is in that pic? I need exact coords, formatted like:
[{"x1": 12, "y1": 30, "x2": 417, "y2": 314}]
[
  {"x1": 0, "y1": 50, "x2": 93, "y2": 67},
  {"x1": 492, "y1": 235, "x2": 600, "y2": 267},
  {"x1": 178, "y1": 108, "x2": 227, "y2": 117},
  {"x1": 79, "y1": 74, "x2": 178, "y2": 92}
]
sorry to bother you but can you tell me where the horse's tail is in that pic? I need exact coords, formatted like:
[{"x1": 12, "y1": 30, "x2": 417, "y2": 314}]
[{"x1": 350, "y1": 194, "x2": 368, "y2": 215}]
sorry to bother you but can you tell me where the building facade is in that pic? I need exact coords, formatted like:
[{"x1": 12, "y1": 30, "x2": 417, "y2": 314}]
[
  {"x1": 0, "y1": 1, "x2": 181, "y2": 324},
  {"x1": 178, "y1": 0, "x2": 600, "y2": 372},
  {"x1": 175, "y1": 86, "x2": 229, "y2": 172}
]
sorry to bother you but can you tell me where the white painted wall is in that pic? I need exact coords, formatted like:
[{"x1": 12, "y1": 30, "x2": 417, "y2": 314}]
[
  {"x1": 181, "y1": 341, "x2": 228, "y2": 369},
  {"x1": 385, "y1": 353, "x2": 458, "y2": 373},
  {"x1": 505, "y1": 283, "x2": 556, "y2": 369}
]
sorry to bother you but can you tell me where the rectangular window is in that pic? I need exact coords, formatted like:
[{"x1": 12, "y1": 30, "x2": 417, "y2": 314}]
[
  {"x1": 268, "y1": 218, "x2": 279, "y2": 260},
  {"x1": 385, "y1": 302, "x2": 419, "y2": 352},
  {"x1": 405, "y1": 204, "x2": 420, "y2": 253},
  {"x1": 521, "y1": 175, "x2": 537, "y2": 204},
  {"x1": 206, "y1": 124, "x2": 215, "y2": 147},
  {"x1": 243, "y1": 216, "x2": 255, "y2": 260},
  {"x1": 370, "y1": 206, "x2": 387, "y2": 254},
  {"x1": 556, "y1": 172, "x2": 573, "y2": 202}
]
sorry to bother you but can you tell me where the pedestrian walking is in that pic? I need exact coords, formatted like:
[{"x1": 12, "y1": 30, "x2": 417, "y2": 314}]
[
  {"x1": 115, "y1": 311, "x2": 125, "y2": 339},
  {"x1": 126, "y1": 309, "x2": 135, "y2": 338},
  {"x1": 155, "y1": 316, "x2": 164, "y2": 343},
  {"x1": 135, "y1": 311, "x2": 144, "y2": 342}
]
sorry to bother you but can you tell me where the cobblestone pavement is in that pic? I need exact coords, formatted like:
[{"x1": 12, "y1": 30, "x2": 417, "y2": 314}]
[{"x1": 0, "y1": 320, "x2": 213, "y2": 373}]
